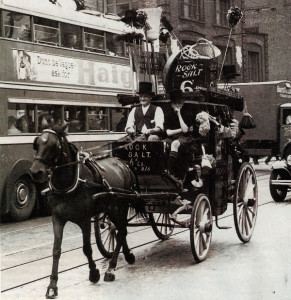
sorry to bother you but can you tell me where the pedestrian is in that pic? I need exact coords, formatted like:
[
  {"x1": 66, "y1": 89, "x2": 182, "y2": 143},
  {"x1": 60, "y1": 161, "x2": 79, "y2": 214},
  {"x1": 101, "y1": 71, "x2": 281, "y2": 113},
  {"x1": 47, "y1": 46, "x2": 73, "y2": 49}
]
[{"x1": 265, "y1": 155, "x2": 280, "y2": 165}]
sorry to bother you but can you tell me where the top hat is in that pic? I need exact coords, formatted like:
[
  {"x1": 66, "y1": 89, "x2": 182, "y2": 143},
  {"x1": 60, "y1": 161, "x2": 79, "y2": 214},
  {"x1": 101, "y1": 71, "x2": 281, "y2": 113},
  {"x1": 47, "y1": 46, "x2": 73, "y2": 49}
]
[
  {"x1": 138, "y1": 82, "x2": 154, "y2": 95},
  {"x1": 169, "y1": 89, "x2": 182, "y2": 101},
  {"x1": 222, "y1": 65, "x2": 241, "y2": 79}
]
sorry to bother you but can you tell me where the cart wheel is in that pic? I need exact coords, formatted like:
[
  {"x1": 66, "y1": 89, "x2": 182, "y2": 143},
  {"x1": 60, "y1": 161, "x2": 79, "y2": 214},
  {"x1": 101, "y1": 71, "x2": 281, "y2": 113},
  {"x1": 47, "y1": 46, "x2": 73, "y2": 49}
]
[
  {"x1": 190, "y1": 194, "x2": 213, "y2": 262},
  {"x1": 149, "y1": 213, "x2": 174, "y2": 240},
  {"x1": 94, "y1": 213, "x2": 116, "y2": 259},
  {"x1": 234, "y1": 163, "x2": 258, "y2": 243},
  {"x1": 269, "y1": 170, "x2": 287, "y2": 202}
]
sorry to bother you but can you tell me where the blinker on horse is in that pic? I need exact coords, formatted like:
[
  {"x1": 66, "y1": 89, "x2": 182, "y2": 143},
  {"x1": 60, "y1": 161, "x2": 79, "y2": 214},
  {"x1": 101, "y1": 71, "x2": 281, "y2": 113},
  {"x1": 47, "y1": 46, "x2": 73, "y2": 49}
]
[{"x1": 30, "y1": 125, "x2": 136, "y2": 299}]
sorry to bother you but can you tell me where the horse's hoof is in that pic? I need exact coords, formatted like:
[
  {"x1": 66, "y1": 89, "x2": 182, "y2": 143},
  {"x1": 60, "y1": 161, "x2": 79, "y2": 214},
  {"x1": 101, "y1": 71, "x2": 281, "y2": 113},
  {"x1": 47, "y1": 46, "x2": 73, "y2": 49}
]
[
  {"x1": 104, "y1": 272, "x2": 115, "y2": 282},
  {"x1": 89, "y1": 269, "x2": 100, "y2": 283},
  {"x1": 46, "y1": 287, "x2": 58, "y2": 299},
  {"x1": 125, "y1": 252, "x2": 135, "y2": 265}
]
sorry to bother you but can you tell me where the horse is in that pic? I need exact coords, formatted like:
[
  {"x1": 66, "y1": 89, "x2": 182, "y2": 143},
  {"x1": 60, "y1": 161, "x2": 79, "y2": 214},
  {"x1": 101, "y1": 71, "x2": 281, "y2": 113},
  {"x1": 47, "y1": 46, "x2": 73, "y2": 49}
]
[{"x1": 29, "y1": 125, "x2": 136, "y2": 299}]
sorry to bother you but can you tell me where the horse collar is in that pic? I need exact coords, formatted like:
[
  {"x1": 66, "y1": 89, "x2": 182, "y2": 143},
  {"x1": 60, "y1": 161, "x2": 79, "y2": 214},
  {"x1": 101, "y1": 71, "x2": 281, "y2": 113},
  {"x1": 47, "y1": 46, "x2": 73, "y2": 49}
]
[
  {"x1": 47, "y1": 152, "x2": 86, "y2": 195},
  {"x1": 43, "y1": 129, "x2": 57, "y2": 134}
]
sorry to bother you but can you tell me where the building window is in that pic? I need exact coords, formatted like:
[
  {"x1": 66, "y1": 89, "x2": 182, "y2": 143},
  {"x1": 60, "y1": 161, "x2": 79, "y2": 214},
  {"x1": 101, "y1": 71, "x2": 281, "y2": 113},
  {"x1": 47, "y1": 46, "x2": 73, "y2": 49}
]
[
  {"x1": 106, "y1": 0, "x2": 138, "y2": 16},
  {"x1": 215, "y1": 0, "x2": 230, "y2": 26},
  {"x1": 3, "y1": 10, "x2": 31, "y2": 41},
  {"x1": 181, "y1": 0, "x2": 204, "y2": 21},
  {"x1": 248, "y1": 51, "x2": 260, "y2": 82}
]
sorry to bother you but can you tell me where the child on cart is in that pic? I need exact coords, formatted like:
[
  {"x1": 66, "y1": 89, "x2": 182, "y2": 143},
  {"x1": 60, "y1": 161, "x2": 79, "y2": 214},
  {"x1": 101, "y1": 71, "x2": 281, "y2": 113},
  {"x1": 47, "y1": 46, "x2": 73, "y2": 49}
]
[{"x1": 163, "y1": 89, "x2": 202, "y2": 190}]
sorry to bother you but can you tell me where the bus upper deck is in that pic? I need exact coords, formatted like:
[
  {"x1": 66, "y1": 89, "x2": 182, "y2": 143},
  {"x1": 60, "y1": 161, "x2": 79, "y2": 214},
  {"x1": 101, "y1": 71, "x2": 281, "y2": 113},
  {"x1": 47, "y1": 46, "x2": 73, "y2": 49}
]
[{"x1": 0, "y1": 1, "x2": 144, "y2": 221}]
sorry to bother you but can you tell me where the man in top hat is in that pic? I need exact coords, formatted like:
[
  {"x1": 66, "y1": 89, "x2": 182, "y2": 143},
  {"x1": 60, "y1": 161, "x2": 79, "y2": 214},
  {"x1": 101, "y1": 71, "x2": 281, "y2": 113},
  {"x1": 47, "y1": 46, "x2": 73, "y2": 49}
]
[{"x1": 125, "y1": 82, "x2": 164, "y2": 141}]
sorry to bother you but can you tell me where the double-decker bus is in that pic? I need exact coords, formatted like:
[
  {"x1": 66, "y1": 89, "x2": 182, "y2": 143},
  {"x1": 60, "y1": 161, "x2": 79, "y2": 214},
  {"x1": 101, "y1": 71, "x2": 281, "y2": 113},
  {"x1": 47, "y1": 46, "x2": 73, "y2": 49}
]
[{"x1": 0, "y1": 0, "x2": 136, "y2": 221}]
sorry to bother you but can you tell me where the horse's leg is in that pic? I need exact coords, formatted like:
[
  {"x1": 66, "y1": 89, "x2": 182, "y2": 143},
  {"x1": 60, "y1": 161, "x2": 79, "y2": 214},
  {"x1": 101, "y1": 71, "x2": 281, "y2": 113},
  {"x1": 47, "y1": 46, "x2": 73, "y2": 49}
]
[
  {"x1": 104, "y1": 224, "x2": 125, "y2": 282},
  {"x1": 79, "y1": 219, "x2": 100, "y2": 283},
  {"x1": 122, "y1": 238, "x2": 135, "y2": 265},
  {"x1": 46, "y1": 215, "x2": 66, "y2": 299}
]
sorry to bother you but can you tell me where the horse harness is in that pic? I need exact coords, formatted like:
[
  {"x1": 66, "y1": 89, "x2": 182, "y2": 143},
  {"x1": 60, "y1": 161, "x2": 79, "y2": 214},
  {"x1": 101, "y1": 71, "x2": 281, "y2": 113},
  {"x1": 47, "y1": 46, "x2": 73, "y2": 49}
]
[{"x1": 36, "y1": 129, "x2": 137, "y2": 197}]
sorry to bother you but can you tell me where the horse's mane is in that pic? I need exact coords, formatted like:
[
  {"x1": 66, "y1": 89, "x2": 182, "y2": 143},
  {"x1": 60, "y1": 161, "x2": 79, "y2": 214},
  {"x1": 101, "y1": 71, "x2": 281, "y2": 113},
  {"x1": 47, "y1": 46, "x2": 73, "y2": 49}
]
[{"x1": 50, "y1": 124, "x2": 79, "y2": 191}]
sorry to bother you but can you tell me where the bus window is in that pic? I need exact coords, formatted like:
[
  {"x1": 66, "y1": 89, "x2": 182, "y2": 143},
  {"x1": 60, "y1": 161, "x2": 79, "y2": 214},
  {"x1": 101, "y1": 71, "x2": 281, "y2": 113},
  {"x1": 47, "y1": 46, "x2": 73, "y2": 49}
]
[
  {"x1": 33, "y1": 17, "x2": 59, "y2": 46},
  {"x1": 88, "y1": 108, "x2": 109, "y2": 131},
  {"x1": 7, "y1": 103, "x2": 35, "y2": 134},
  {"x1": 283, "y1": 109, "x2": 291, "y2": 125},
  {"x1": 3, "y1": 11, "x2": 31, "y2": 41},
  {"x1": 61, "y1": 23, "x2": 82, "y2": 49},
  {"x1": 37, "y1": 105, "x2": 62, "y2": 132},
  {"x1": 106, "y1": 1, "x2": 138, "y2": 16},
  {"x1": 112, "y1": 108, "x2": 128, "y2": 132},
  {"x1": 65, "y1": 107, "x2": 86, "y2": 133},
  {"x1": 85, "y1": 28, "x2": 105, "y2": 53},
  {"x1": 106, "y1": 32, "x2": 125, "y2": 57}
]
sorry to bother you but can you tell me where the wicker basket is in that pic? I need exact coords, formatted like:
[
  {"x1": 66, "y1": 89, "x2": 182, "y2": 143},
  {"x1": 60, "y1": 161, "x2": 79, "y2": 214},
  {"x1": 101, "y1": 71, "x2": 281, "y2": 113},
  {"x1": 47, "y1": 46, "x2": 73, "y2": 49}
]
[{"x1": 192, "y1": 38, "x2": 221, "y2": 59}]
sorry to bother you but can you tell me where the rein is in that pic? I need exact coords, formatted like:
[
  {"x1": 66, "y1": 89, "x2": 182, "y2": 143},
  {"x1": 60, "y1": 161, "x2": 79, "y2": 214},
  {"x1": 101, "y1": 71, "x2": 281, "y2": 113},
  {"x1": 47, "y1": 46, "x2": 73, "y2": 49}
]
[{"x1": 38, "y1": 130, "x2": 145, "y2": 196}]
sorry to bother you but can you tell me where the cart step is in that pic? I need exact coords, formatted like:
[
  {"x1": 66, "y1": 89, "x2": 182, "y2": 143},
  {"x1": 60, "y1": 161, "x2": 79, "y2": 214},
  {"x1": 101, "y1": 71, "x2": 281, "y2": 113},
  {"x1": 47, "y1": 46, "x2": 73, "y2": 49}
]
[{"x1": 215, "y1": 216, "x2": 232, "y2": 229}]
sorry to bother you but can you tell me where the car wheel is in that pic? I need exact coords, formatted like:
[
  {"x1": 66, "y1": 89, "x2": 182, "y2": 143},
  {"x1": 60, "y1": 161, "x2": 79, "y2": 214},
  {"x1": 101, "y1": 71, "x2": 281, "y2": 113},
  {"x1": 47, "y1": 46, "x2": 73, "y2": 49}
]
[{"x1": 269, "y1": 170, "x2": 287, "y2": 202}]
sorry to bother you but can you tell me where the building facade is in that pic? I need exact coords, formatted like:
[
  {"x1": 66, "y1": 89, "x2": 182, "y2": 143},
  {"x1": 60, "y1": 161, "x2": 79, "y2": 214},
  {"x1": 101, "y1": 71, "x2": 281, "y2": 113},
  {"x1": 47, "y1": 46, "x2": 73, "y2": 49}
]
[
  {"x1": 85, "y1": 0, "x2": 291, "y2": 83},
  {"x1": 244, "y1": 0, "x2": 291, "y2": 81}
]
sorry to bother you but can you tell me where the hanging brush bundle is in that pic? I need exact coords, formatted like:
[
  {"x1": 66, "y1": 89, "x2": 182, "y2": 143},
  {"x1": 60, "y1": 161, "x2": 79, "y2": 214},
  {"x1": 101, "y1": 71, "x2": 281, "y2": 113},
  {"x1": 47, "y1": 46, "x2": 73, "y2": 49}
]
[
  {"x1": 218, "y1": 7, "x2": 244, "y2": 81},
  {"x1": 160, "y1": 16, "x2": 183, "y2": 48},
  {"x1": 240, "y1": 99, "x2": 256, "y2": 129}
]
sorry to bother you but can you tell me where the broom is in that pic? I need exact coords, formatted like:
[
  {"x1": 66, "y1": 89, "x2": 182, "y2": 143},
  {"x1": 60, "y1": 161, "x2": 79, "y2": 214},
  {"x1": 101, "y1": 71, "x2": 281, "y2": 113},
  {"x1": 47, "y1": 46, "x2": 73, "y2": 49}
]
[{"x1": 218, "y1": 7, "x2": 244, "y2": 81}]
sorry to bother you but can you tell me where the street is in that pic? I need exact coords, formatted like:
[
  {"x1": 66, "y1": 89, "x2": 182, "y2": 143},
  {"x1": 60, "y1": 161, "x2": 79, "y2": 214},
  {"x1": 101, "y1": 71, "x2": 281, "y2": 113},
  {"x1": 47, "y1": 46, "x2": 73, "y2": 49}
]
[{"x1": 1, "y1": 163, "x2": 291, "y2": 300}]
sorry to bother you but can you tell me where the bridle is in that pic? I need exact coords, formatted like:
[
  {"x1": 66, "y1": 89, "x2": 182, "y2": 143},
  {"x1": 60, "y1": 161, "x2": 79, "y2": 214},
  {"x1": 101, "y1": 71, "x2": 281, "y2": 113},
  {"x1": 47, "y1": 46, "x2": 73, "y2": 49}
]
[
  {"x1": 34, "y1": 129, "x2": 67, "y2": 168},
  {"x1": 34, "y1": 129, "x2": 85, "y2": 195}
]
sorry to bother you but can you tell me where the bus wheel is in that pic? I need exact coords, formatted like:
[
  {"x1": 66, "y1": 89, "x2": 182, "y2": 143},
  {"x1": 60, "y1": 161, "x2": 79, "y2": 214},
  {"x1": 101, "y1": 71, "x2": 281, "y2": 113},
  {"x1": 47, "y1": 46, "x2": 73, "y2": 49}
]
[{"x1": 8, "y1": 175, "x2": 37, "y2": 222}]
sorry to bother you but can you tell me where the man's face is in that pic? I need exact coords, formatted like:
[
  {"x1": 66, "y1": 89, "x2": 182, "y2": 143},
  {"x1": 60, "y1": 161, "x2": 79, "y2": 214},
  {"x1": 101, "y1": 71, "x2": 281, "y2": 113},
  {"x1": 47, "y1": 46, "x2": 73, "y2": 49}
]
[{"x1": 139, "y1": 94, "x2": 151, "y2": 107}]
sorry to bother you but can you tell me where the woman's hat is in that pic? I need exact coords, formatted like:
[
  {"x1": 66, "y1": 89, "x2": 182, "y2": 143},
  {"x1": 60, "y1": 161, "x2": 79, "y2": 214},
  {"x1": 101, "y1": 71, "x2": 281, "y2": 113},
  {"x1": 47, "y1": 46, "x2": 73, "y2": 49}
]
[{"x1": 138, "y1": 82, "x2": 154, "y2": 95}]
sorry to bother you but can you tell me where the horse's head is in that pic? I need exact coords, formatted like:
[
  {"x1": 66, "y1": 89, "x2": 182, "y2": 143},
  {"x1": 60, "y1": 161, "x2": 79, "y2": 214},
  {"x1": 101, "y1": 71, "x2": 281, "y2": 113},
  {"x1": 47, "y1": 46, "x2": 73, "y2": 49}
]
[{"x1": 30, "y1": 124, "x2": 68, "y2": 183}]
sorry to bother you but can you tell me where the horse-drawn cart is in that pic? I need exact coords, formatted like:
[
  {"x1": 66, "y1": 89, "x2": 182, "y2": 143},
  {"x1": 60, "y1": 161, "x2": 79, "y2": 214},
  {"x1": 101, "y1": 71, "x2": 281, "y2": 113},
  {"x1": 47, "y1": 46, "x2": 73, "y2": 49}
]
[
  {"x1": 93, "y1": 88, "x2": 258, "y2": 262},
  {"x1": 29, "y1": 84, "x2": 258, "y2": 299}
]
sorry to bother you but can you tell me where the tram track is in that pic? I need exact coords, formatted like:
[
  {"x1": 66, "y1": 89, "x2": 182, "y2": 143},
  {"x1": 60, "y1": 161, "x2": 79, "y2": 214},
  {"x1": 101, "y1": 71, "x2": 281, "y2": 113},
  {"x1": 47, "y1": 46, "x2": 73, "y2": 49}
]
[
  {"x1": 1, "y1": 169, "x2": 275, "y2": 293},
  {"x1": 1, "y1": 171, "x2": 270, "y2": 261},
  {"x1": 1, "y1": 201, "x2": 274, "y2": 293}
]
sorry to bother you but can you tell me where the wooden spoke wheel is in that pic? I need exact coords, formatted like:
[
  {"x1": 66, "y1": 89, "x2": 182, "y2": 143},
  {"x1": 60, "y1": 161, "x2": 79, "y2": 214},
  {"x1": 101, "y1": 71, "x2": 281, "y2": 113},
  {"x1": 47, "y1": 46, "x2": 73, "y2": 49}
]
[
  {"x1": 149, "y1": 213, "x2": 175, "y2": 240},
  {"x1": 269, "y1": 169, "x2": 287, "y2": 202},
  {"x1": 190, "y1": 194, "x2": 213, "y2": 262},
  {"x1": 233, "y1": 163, "x2": 258, "y2": 243},
  {"x1": 94, "y1": 213, "x2": 116, "y2": 259}
]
